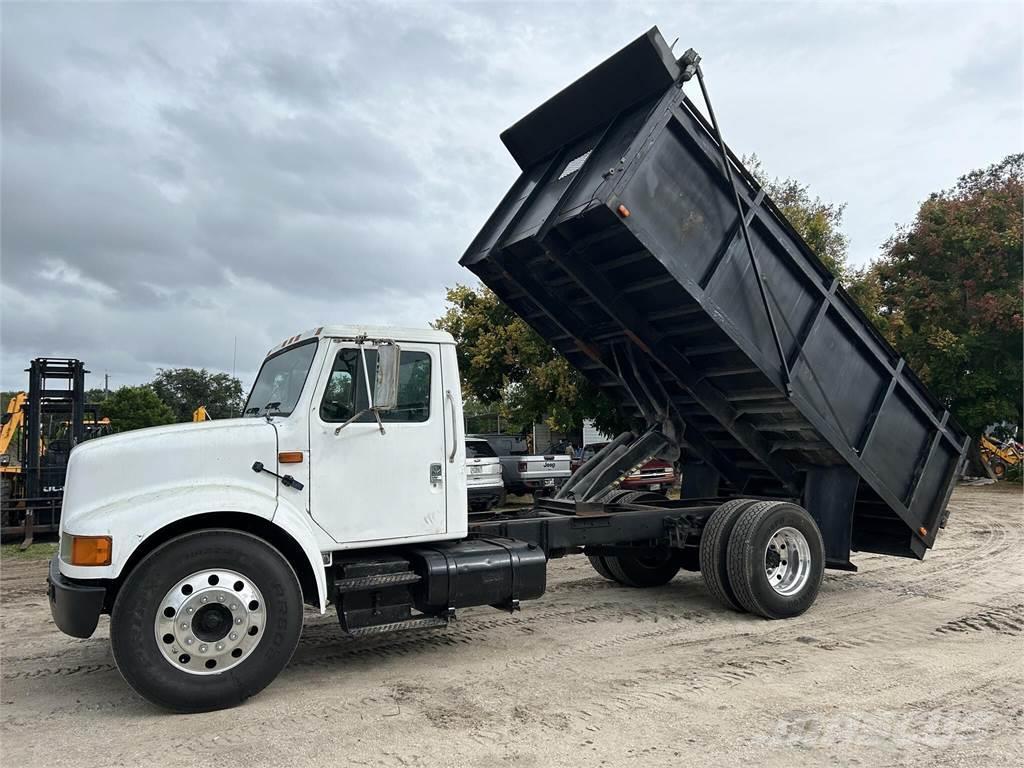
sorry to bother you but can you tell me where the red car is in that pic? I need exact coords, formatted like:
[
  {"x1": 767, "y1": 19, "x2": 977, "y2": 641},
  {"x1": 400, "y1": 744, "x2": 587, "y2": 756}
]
[{"x1": 572, "y1": 442, "x2": 677, "y2": 492}]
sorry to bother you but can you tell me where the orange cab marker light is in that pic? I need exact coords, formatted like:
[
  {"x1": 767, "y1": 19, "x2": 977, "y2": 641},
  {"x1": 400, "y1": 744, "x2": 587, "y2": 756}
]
[
  {"x1": 617, "y1": 204, "x2": 631, "y2": 218},
  {"x1": 70, "y1": 535, "x2": 112, "y2": 566},
  {"x1": 918, "y1": 526, "x2": 928, "y2": 537},
  {"x1": 279, "y1": 451, "x2": 303, "y2": 464}
]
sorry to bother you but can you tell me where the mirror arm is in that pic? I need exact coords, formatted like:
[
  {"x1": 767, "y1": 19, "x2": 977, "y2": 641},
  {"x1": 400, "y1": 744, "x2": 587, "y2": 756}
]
[
  {"x1": 333, "y1": 407, "x2": 386, "y2": 436},
  {"x1": 334, "y1": 409, "x2": 369, "y2": 435},
  {"x1": 359, "y1": 346, "x2": 375, "y2": 410}
]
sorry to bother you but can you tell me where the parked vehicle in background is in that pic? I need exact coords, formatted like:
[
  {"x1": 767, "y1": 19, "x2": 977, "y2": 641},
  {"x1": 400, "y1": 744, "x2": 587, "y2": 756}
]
[
  {"x1": 573, "y1": 442, "x2": 677, "y2": 492},
  {"x1": 474, "y1": 433, "x2": 571, "y2": 497},
  {"x1": 465, "y1": 437, "x2": 505, "y2": 511}
]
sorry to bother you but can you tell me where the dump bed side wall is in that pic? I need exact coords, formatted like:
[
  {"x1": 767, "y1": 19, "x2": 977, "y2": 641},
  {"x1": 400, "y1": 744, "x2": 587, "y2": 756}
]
[{"x1": 462, "y1": 37, "x2": 968, "y2": 560}]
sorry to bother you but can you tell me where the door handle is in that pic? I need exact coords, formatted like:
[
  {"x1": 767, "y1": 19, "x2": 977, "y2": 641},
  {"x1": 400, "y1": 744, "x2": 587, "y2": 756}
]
[{"x1": 446, "y1": 390, "x2": 457, "y2": 463}]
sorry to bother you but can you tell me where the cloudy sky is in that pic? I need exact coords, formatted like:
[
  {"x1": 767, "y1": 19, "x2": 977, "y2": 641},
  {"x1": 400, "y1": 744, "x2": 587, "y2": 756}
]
[{"x1": 1, "y1": 1, "x2": 1021, "y2": 392}]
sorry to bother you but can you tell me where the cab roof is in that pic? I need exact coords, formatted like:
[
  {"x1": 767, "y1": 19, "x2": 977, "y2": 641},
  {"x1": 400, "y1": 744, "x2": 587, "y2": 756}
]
[{"x1": 267, "y1": 325, "x2": 455, "y2": 356}]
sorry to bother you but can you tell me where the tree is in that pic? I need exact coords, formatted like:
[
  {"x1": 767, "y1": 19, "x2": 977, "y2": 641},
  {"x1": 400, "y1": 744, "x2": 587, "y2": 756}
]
[
  {"x1": 103, "y1": 386, "x2": 175, "y2": 432},
  {"x1": 434, "y1": 285, "x2": 626, "y2": 435},
  {"x1": 864, "y1": 153, "x2": 1023, "y2": 438},
  {"x1": 744, "y1": 154, "x2": 851, "y2": 280},
  {"x1": 150, "y1": 368, "x2": 244, "y2": 422}
]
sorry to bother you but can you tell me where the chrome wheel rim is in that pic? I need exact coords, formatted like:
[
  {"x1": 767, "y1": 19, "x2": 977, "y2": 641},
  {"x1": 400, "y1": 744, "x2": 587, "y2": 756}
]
[
  {"x1": 154, "y1": 569, "x2": 264, "y2": 675},
  {"x1": 764, "y1": 527, "x2": 812, "y2": 596}
]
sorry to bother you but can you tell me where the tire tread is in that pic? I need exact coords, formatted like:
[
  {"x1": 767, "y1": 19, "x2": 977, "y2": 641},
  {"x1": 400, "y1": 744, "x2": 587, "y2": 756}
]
[{"x1": 699, "y1": 498, "x2": 757, "y2": 611}]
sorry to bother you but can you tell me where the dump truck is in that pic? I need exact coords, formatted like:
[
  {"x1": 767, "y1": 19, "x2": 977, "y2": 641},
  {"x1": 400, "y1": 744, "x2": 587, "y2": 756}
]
[{"x1": 47, "y1": 28, "x2": 968, "y2": 713}]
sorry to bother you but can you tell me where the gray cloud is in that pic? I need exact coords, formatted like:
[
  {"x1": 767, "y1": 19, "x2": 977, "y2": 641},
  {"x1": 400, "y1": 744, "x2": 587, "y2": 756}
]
[{"x1": 2, "y1": 1, "x2": 1021, "y2": 392}]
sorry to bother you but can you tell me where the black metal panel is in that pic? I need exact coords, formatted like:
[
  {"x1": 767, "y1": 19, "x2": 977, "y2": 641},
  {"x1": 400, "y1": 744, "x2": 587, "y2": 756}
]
[
  {"x1": 500, "y1": 27, "x2": 680, "y2": 170},
  {"x1": 461, "y1": 27, "x2": 969, "y2": 560}
]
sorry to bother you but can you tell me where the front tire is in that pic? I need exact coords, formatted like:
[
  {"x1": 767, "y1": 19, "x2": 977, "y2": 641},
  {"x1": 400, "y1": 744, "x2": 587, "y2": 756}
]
[
  {"x1": 111, "y1": 529, "x2": 304, "y2": 712},
  {"x1": 726, "y1": 501, "x2": 824, "y2": 619}
]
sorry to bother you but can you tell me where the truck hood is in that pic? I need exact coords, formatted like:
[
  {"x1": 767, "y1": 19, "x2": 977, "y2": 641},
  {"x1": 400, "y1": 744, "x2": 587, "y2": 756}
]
[{"x1": 61, "y1": 418, "x2": 278, "y2": 535}]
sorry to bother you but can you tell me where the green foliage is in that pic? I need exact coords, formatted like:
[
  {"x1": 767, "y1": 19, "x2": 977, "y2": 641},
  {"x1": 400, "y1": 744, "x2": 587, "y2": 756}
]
[
  {"x1": 0, "y1": 390, "x2": 20, "y2": 414},
  {"x1": 0, "y1": 542, "x2": 58, "y2": 561},
  {"x1": 151, "y1": 368, "x2": 244, "y2": 422},
  {"x1": 85, "y1": 388, "x2": 109, "y2": 404},
  {"x1": 103, "y1": 385, "x2": 175, "y2": 432},
  {"x1": 434, "y1": 285, "x2": 627, "y2": 435},
  {"x1": 864, "y1": 153, "x2": 1023, "y2": 436},
  {"x1": 744, "y1": 154, "x2": 850, "y2": 280}
]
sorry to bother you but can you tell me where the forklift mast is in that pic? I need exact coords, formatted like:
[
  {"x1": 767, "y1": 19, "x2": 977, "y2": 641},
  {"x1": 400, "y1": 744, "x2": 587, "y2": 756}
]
[{"x1": 24, "y1": 358, "x2": 87, "y2": 500}]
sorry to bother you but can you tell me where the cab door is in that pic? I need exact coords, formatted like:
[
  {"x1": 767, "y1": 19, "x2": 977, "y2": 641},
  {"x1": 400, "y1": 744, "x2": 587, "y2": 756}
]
[{"x1": 308, "y1": 340, "x2": 447, "y2": 545}]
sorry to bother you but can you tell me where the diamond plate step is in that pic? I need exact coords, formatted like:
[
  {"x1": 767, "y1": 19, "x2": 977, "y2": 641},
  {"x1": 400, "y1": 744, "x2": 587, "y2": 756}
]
[
  {"x1": 344, "y1": 615, "x2": 449, "y2": 637},
  {"x1": 334, "y1": 572, "x2": 422, "y2": 594}
]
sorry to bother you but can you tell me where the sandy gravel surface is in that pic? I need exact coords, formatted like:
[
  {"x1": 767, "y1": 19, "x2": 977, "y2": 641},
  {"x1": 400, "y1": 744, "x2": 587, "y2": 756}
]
[{"x1": 1, "y1": 485, "x2": 1022, "y2": 767}]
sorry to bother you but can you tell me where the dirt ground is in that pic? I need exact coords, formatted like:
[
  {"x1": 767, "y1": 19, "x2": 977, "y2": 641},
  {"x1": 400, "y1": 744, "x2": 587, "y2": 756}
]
[{"x1": 1, "y1": 485, "x2": 1022, "y2": 767}]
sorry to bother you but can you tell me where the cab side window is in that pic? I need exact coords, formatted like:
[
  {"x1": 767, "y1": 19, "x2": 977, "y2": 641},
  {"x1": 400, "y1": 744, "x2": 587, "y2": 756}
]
[
  {"x1": 319, "y1": 349, "x2": 358, "y2": 421},
  {"x1": 319, "y1": 348, "x2": 431, "y2": 423}
]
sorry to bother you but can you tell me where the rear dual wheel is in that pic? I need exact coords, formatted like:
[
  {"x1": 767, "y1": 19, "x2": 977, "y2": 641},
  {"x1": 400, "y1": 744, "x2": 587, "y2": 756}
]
[
  {"x1": 588, "y1": 490, "x2": 683, "y2": 587},
  {"x1": 701, "y1": 499, "x2": 824, "y2": 619}
]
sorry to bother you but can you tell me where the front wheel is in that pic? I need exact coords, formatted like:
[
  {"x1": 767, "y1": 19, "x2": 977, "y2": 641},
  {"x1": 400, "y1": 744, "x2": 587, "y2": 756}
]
[{"x1": 111, "y1": 529, "x2": 304, "y2": 712}]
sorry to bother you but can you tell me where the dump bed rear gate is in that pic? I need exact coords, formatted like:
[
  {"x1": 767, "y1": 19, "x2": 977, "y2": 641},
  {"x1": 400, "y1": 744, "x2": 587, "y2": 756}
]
[{"x1": 461, "y1": 27, "x2": 968, "y2": 563}]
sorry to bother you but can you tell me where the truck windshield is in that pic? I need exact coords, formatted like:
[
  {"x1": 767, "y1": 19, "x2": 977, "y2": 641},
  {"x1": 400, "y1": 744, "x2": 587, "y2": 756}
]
[{"x1": 243, "y1": 339, "x2": 318, "y2": 417}]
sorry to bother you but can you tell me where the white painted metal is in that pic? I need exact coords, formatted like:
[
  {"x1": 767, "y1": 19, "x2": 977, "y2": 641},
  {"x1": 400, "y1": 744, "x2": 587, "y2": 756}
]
[
  {"x1": 307, "y1": 340, "x2": 453, "y2": 545},
  {"x1": 56, "y1": 327, "x2": 468, "y2": 613}
]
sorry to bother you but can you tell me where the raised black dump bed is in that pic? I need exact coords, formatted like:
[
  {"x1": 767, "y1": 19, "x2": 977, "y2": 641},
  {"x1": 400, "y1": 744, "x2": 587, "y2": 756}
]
[{"x1": 461, "y1": 28, "x2": 969, "y2": 565}]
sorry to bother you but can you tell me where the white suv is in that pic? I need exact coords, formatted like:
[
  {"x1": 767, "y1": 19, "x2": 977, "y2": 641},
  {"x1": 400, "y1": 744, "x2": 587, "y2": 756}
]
[{"x1": 465, "y1": 437, "x2": 505, "y2": 512}]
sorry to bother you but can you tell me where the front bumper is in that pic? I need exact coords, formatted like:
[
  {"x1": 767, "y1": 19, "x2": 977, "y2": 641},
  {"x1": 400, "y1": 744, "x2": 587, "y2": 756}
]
[{"x1": 47, "y1": 556, "x2": 106, "y2": 638}]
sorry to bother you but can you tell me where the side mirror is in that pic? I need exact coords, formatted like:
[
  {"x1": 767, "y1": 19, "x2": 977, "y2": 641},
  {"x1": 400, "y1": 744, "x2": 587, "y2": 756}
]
[{"x1": 373, "y1": 343, "x2": 401, "y2": 412}]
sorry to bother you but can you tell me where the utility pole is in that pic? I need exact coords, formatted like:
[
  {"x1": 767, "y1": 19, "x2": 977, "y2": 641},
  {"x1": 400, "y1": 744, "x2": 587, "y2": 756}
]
[{"x1": 104, "y1": 372, "x2": 109, "y2": 394}]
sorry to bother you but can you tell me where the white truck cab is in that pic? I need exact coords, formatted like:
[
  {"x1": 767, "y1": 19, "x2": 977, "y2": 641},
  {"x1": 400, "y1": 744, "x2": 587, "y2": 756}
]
[{"x1": 48, "y1": 326, "x2": 486, "y2": 711}]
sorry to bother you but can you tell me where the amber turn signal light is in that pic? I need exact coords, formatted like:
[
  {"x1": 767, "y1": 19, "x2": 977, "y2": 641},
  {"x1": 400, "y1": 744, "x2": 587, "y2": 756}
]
[
  {"x1": 70, "y1": 535, "x2": 112, "y2": 566},
  {"x1": 279, "y1": 451, "x2": 303, "y2": 464},
  {"x1": 617, "y1": 204, "x2": 631, "y2": 217}
]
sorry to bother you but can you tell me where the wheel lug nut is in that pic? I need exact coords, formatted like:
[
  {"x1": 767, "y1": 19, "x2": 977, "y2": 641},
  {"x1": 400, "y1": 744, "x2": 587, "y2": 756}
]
[
  {"x1": 216, "y1": 643, "x2": 225, "y2": 651},
  {"x1": 199, "y1": 644, "x2": 208, "y2": 652},
  {"x1": 201, "y1": 596, "x2": 209, "y2": 603},
  {"x1": 185, "y1": 637, "x2": 193, "y2": 645},
  {"x1": 217, "y1": 595, "x2": 225, "y2": 602},
  {"x1": 230, "y1": 604, "x2": 237, "y2": 611},
  {"x1": 235, "y1": 618, "x2": 243, "y2": 625},
  {"x1": 186, "y1": 607, "x2": 194, "y2": 614},
  {"x1": 229, "y1": 633, "x2": 238, "y2": 641},
  {"x1": 180, "y1": 623, "x2": 188, "y2": 629}
]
